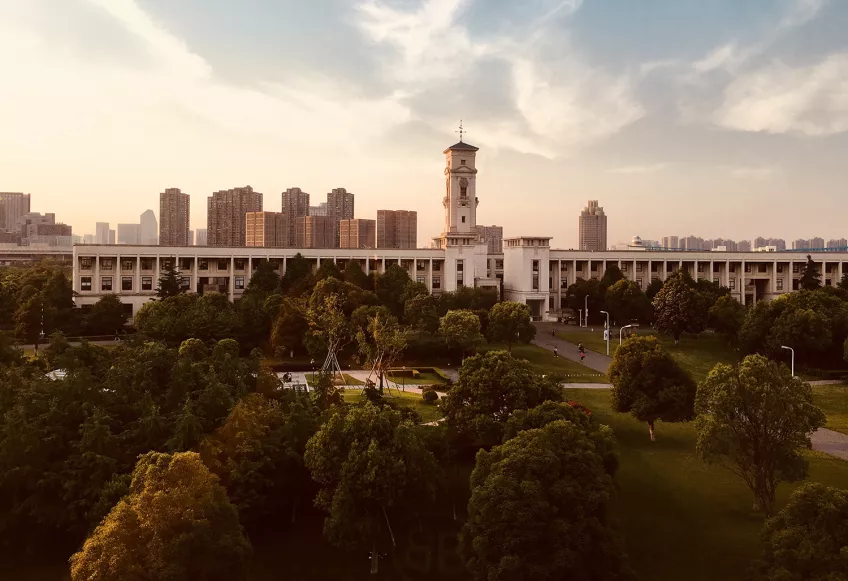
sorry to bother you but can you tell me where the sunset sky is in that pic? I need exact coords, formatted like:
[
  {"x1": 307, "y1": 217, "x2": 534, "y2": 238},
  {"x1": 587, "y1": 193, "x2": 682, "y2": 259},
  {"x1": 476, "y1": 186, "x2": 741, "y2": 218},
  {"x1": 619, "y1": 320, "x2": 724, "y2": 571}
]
[{"x1": 1, "y1": 0, "x2": 847, "y2": 247}]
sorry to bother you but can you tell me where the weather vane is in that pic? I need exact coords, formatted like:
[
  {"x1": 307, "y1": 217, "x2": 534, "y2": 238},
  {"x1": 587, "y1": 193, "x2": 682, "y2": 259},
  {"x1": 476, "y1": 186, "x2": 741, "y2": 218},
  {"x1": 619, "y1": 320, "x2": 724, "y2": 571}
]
[{"x1": 456, "y1": 120, "x2": 466, "y2": 142}]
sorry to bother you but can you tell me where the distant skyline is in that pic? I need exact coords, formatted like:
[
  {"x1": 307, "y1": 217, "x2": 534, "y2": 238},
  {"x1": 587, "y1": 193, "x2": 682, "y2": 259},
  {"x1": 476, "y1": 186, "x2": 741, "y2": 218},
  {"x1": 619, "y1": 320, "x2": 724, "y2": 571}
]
[{"x1": 2, "y1": 0, "x2": 848, "y2": 247}]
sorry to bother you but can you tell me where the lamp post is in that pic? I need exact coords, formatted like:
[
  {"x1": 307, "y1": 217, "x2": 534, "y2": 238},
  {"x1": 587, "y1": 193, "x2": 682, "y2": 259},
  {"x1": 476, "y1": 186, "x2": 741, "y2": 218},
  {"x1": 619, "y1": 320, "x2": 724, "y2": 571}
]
[
  {"x1": 584, "y1": 295, "x2": 589, "y2": 327},
  {"x1": 620, "y1": 324, "x2": 635, "y2": 345},
  {"x1": 600, "y1": 310, "x2": 610, "y2": 355},
  {"x1": 781, "y1": 345, "x2": 795, "y2": 377}
]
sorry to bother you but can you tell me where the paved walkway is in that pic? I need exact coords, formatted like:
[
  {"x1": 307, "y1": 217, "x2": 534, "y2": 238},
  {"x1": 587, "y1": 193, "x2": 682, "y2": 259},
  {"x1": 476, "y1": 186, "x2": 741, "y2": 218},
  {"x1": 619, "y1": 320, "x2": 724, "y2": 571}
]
[
  {"x1": 533, "y1": 322, "x2": 612, "y2": 374},
  {"x1": 810, "y1": 428, "x2": 848, "y2": 460}
]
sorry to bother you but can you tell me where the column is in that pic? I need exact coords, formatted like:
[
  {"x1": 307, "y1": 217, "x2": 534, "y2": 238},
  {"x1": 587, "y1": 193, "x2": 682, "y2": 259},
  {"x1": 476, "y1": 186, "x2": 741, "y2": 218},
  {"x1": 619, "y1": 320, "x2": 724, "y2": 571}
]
[
  {"x1": 228, "y1": 256, "x2": 235, "y2": 301},
  {"x1": 282, "y1": 256, "x2": 287, "y2": 276},
  {"x1": 115, "y1": 252, "x2": 122, "y2": 294},
  {"x1": 772, "y1": 260, "x2": 777, "y2": 295},
  {"x1": 95, "y1": 253, "x2": 101, "y2": 295},
  {"x1": 155, "y1": 254, "x2": 160, "y2": 290},
  {"x1": 633, "y1": 260, "x2": 637, "y2": 284},
  {"x1": 135, "y1": 254, "x2": 141, "y2": 294},
  {"x1": 821, "y1": 260, "x2": 827, "y2": 286},
  {"x1": 366, "y1": 257, "x2": 370, "y2": 276},
  {"x1": 572, "y1": 259, "x2": 577, "y2": 285},
  {"x1": 709, "y1": 260, "x2": 714, "y2": 285},
  {"x1": 724, "y1": 259, "x2": 730, "y2": 289},
  {"x1": 381, "y1": 258, "x2": 386, "y2": 274},
  {"x1": 428, "y1": 258, "x2": 433, "y2": 293},
  {"x1": 839, "y1": 261, "x2": 844, "y2": 285},
  {"x1": 192, "y1": 254, "x2": 199, "y2": 294},
  {"x1": 694, "y1": 259, "x2": 698, "y2": 281},
  {"x1": 741, "y1": 259, "x2": 746, "y2": 305},
  {"x1": 648, "y1": 259, "x2": 652, "y2": 283},
  {"x1": 602, "y1": 259, "x2": 607, "y2": 278}
]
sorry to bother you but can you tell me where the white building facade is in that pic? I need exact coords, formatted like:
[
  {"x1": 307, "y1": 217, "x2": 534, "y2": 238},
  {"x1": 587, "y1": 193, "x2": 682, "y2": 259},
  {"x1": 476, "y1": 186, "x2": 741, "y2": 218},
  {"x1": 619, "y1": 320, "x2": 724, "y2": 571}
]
[{"x1": 70, "y1": 139, "x2": 848, "y2": 321}]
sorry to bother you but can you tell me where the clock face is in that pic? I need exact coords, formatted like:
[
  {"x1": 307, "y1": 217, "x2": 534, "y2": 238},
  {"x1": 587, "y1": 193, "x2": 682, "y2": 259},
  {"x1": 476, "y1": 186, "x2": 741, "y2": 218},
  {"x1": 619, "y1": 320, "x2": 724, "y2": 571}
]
[{"x1": 459, "y1": 178, "x2": 469, "y2": 187}]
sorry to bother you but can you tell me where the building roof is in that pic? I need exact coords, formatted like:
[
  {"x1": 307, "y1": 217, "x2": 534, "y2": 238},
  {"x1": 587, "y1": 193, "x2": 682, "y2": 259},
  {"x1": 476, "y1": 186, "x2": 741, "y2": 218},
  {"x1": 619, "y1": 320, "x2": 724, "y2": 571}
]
[{"x1": 444, "y1": 141, "x2": 479, "y2": 152}]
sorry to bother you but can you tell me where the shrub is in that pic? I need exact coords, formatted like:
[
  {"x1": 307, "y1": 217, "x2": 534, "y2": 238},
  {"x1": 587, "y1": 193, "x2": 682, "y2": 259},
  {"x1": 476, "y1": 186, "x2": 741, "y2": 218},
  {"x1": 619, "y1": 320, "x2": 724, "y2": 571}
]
[{"x1": 422, "y1": 388, "x2": 439, "y2": 404}]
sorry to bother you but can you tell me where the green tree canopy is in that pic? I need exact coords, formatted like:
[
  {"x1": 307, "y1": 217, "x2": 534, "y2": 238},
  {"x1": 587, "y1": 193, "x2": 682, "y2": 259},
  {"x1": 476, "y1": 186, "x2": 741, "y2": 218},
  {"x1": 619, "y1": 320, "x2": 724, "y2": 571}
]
[
  {"x1": 708, "y1": 294, "x2": 746, "y2": 339},
  {"x1": 315, "y1": 259, "x2": 342, "y2": 282},
  {"x1": 270, "y1": 297, "x2": 309, "y2": 357},
  {"x1": 376, "y1": 264, "x2": 414, "y2": 317},
  {"x1": 441, "y1": 350, "x2": 563, "y2": 448},
  {"x1": 244, "y1": 259, "x2": 280, "y2": 296},
  {"x1": 439, "y1": 309, "x2": 484, "y2": 358},
  {"x1": 486, "y1": 301, "x2": 536, "y2": 351},
  {"x1": 404, "y1": 293, "x2": 440, "y2": 334},
  {"x1": 609, "y1": 336, "x2": 696, "y2": 441},
  {"x1": 343, "y1": 259, "x2": 372, "y2": 290},
  {"x1": 279, "y1": 253, "x2": 314, "y2": 295},
  {"x1": 600, "y1": 263, "x2": 626, "y2": 288},
  {"x1": 753, "y1": 483, "x2": 848, "y2": 581},
  {"x1": 304, "y1": 403, "x2": 439, "y2": 573},
  {"x1": 565, "y1": 278, "x2": 605, "y2": 325},
  {"x1": 799, "y1": 255, "x2": 822, "y2": 290},
  {"x1": 695, "y1": 355, "x2": 825, "y2": 516},
  {"x1": 156, "y1": 261, "x2": 185, "y2": 298},
  {"x1": 69, "y1": 451, "x2": 251, "y2": 581},
  {"x1": 86, "y1": 294, "x2": 127, "y2": 335},
  {"x1": 460, "y1": 420, "x2": 629, "y2": 581},
  {"x1": 605, "y1": 279, "x2": 651, "y2": 325},
  {"x1": 652, "y1": 270, "x2": 708, "y2": 343}
]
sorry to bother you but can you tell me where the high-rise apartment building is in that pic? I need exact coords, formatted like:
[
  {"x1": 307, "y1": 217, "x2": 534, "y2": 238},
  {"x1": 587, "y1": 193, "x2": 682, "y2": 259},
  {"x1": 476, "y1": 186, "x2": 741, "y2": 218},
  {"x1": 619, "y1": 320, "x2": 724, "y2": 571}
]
[
  {"x1": 159, "y1": 188, "x2": 191, "y2": 246},
  {"x1": 578, "y1": 200, "x2": 607, "y2": 251},
  {"x1": 339, "y1": 219, "x2": 376, "y2": 249},
  {"x1": 281, "y1": 187, "x2": 310, "y2": 247},
  {"x1": 827, "y1": 238, "x2": 848, "y2": 249},
  {"x1": 810, "y1": 237, "x2": 825, "y2": 249},
  {"x1": 189, "y1": 231, "x2": 195, "y2": 246},
  {"x1": 295, "y1": 215, "x2": 334, "y2": 248},
  {"x1": 308, "y1": 202, "x2": 328, "y2": 216},
  {"x1": 140, "y1": 209, "x2": 158, "y2": 245},
  {"x1": 207, "y1": 186, "x2": 262, "y2": 247},
  {"x1": 326, "y1": 188, "x2": 355, "y2": 247},
  {"x1": 246, "y1": 212, "x2": 286, "y2": 247},
  {"x1": 96, "y1": 222, "x2": 110, "y2": 245},
  {"x1": 117, "y1": 224, "x2": 140, "y2": 244},
  {"x1": 196, "y1": 229, "x2": 207, "y2": 246},
  {"x1": 109, "y1": 229, "x2": 116, "y2": 245},
  {"x1": 792, "y1": 239, "x2": 810, "y2": 250},
  {"x1": 377, "y1": 210, "x2": 418, "y2": 249},
  {"x1": 475, "y1": 225, "x2": 504, "y2": 253},
  {"x1": 0, "y1": 193, "x2": 31, "y2": 232}
]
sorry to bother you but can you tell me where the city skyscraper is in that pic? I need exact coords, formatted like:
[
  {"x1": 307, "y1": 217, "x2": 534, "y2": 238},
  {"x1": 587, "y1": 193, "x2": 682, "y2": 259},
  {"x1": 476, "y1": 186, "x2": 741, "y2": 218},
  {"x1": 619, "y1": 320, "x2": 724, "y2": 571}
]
[
  {"x1": 281, "y1": 187, "x2": 310, "y2": 247},
  {"x1": 326, "y1": 187, "x2": 355, "y2": 247},
  {"x1": 810, "y1": 237, "x2": 825, "y2": 249},
  {"x1": 117, "y1": 223, "x2": 140, "y2": 244},
  {"x1": 109, "y1": 229, "x2": 116, "y2": 244},
  {"x1": 95, "y1": 222, "x2": 110, "y2": 244},
  {"x1": 339, "y1": 218, "x2": 376, "y2": 249},
  {"x1": 377, "y1": 210, "x2": 417, "y2": 249},
  {"x1": 160, "y1": 188, "x2": 191, "y2": 246},
  {"x1": 296, "y1": 215, "x2": 334, "y2": 248},
  {"x1": 195, "y1": 228, "x2": 207, "y2": 246},
  {"x1": 0, "y1": 193, "x2": 31, "y2": 232},
  {"x1": 139, "y1": 209, "x2": 158, "y2": 245},
  {"x1": 827, "y1": 238, "x2": 848, "y2": 249},
  {"x1": 308, "y1": 202, "x2": 328, "y2": 216},
  {"x1": 792, "y1": 238, "x2": 810, "y2": 250},
  {"x1": 246, "y1": 211, "x2": 286, "y2": 247},
  {"x1": 207, "y1": 186, "x2": 262, "y2": 246},
  {"x1": 578, "y1": 200, "x2": 607, "y2": 251},
  {"x1": 475, "y1": 224, "x2": 504, "y2": 253}
]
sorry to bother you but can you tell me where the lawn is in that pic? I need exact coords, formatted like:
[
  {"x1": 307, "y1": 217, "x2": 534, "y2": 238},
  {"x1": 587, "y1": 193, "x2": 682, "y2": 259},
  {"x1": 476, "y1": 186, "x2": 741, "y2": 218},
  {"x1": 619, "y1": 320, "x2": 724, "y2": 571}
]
[
  {"x1": 343, "y1": 388, "x2": 444, "y2": 424},
  {"x1": 559, "y1": 329, "x2": 739, "y2": 382},
  {"x1": 813, "y1": 384, "x2": 848, "y2": 435},
  {"x1": 386, "y1": 371, "x2": 447, "y2": 386},
  {"x1": 306, "y1": 372, "x2": 364, "y2": 385},
  {"x1": 480, "y1": 343, "x2": 607, "y2": 382},
  {"x1": 564, "y1": 387, "x2": 848, "y2": 581}
]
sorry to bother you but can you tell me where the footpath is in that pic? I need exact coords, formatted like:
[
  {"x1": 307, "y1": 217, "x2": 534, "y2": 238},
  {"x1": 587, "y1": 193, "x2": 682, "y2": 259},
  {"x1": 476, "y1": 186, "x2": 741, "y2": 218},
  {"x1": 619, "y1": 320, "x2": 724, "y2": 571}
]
[{"x1": 532, "y1": 322, "x2": 848, "y2": 461}]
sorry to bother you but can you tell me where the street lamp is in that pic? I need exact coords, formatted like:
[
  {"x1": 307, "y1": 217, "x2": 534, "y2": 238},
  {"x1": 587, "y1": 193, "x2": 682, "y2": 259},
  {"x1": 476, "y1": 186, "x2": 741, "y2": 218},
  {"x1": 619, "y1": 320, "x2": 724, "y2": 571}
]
[
  {"x1": 584, "y1": 295, "x2": 589, "y2": 327},
  {"x1": 620, "y1": 324, "x2": 635, "y2": 345},
  {"x1": 599, "y1": 310, "x2": 610, "y2": 355},
  {"x1": 781, "y1": 346, "x2": 795, "y2": 377}
]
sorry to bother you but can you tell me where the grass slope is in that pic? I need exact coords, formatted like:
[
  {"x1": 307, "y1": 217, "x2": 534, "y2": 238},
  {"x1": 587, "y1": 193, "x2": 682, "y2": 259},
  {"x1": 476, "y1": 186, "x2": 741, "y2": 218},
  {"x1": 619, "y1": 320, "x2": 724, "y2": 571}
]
[
  {"x1": 813, "y1": 384, "x2": 848, "y2": 435},
  {"x1": 343, "y1": 389, "x2": 443, "y2": 424},
  {"x1": 566, "y1": 387, "x2": 848, "y2": 581},
  {"x1": 480, "y1": 343, "x2": 606, "y2": 382}
]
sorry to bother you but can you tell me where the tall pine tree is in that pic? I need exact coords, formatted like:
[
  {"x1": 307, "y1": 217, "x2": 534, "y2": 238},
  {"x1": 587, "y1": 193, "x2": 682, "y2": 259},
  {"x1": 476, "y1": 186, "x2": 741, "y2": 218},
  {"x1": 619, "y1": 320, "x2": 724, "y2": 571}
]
[
  {"x1": 156, "y1": 262, "x2": 185, "y2": 298},
  {"x1": 799, "y1": 255, "x2": 822, "y2": 291}
]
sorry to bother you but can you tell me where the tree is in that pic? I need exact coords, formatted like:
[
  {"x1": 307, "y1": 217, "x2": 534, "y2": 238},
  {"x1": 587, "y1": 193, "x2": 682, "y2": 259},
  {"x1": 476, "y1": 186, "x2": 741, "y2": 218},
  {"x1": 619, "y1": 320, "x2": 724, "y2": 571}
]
[
  {"x1": 460, "y1": 420, "x2": 629, "y2": 581},
  {"x1": 565, "y1": 278, "x2": 604, "y2": 324},
  {"x1": 441, "y1": 350, "x2": 563, "y2": 448},
  {"x1": 279, "y1": 253, "x2": 314, "y2": 295},
  {"x1": 439, "y1": 309, "x2": 484, "y2": 358},
  {"x1": 645, "y1": 278, "x2": 664, "y2": 302},
  {"x1": 270, "y1": 297, "x2": 309, "y2": 356},
  {"x1": 753, "y1": 483, "x2": 848, "y2": 581},
  {"x1": 355, "y1": 311, "x2": 407, "y2": 392},
  {"x1": 609, "y1": 336, "x2": 696, "y2": 441},
  {"x1": 156, "y1": 261, "x2": 184, "y2": 298},
  {"x1": 600, "y1": 263, "x2": 625, "y2": 289},
  {"x1": 708, "y1": 294, "x2": 745, "y2": 339},
  {"x1": 245, "y1": 259, "x2": 279, "y2": 295},
  {"x1": 304, "y1": 403, "x2": 438, "y2": 573},
  {"x1": 605, "y1": 279, "x2": 651, "y2": 325},
  {"x1": 200, "y1": 393, "x2": 319, "y2": 526},
  {"x1": 404, "y1": 293, "x2": 440, "y2": 335},
  {"x1": 799, "y1": 255, "x2": 822, "y2": 291},
  {"x1": 86, "y1": 294, "x2": 127, "y2": 336},
  {"x1": 310, "y1": 370, "x2": 343, "y2": 411},
  {"x1": 376, "y1": 264, "x2": 414, "y2": 317},
  {"x1": 69, "y1": 452, "x2": 251, "y2": 581},
  {"x1": 652, "y1": 270, "x2": 707, "y2": 344},
  {"x1": 695, "y1": 355, "x2": 825, "y2": 515},
  {"x1": 486, "y1": 301, "x2": 536, "y2": 352},
  {"x1": 315, "y1": 259, "x2": 342, "y2": 282},
  {"x1": 13, "y1": 288, "x2": 43, "y2": 347},
  {"x1": 344, "y1": 259, "x2": 371, "y2": 290},
  {"x1": 839, "y1": 272, "x2": 848, "y2": 291}
]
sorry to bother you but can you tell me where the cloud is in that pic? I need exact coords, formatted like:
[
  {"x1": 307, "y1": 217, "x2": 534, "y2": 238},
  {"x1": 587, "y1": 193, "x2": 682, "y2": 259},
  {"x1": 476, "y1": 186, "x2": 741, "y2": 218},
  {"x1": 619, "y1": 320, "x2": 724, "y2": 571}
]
[
  {"x1": 713, "y1": 53, "x2": 848, "y2": 136},
  {"x1": 608, "y1": 163, "x2": 668, "y2": 174},
  {"x1": 719, "y1": 165, "x2": 779, "y2": 179}
]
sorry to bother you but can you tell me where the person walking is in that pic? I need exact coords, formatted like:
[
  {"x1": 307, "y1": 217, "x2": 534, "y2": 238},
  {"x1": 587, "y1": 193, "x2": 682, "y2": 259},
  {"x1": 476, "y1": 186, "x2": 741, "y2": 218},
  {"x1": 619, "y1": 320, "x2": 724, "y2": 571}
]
[
  {"x1": 551, "y1": 327, "x2": 556, "y2": 338},
  {"x1": 578, "y1": 343, "x2": 585, "y2": 364},
  {"x1": 554, "y1": 346, "x2": 558, "y2": 358}
]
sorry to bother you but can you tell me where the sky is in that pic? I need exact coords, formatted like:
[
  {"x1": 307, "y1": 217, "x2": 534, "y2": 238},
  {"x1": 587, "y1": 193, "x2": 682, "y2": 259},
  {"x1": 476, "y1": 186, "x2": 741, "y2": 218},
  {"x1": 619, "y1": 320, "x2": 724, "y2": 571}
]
[{"x1": 1, "y1": 0, "x2": 847, "y2": 248}]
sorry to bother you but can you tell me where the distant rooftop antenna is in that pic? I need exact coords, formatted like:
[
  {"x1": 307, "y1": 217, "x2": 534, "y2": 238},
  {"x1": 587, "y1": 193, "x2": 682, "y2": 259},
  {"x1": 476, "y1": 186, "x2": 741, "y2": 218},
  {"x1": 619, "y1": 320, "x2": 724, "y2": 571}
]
[{"x1": 456, "y1": 120, "x2": 466, "y2": 142}]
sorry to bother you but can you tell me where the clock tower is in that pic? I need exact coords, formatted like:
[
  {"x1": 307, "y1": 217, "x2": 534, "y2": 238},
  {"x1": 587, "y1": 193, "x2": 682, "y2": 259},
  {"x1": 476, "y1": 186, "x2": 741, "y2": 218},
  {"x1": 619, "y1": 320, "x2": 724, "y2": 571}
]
[{"x1": 440, "y1": 139, "x2": 479, "y2": 238}]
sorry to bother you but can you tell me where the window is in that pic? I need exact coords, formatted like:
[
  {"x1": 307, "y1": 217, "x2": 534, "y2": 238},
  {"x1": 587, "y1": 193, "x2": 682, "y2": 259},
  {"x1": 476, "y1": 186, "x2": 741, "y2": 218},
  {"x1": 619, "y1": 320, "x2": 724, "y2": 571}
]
[
  {"x1": 180, "y1": 258, "x2": 192, "y2": 270},
  {"x1": 81, "y1": 276, "x2": 92, "y2": 291},
  {"x1": 416, "y1": 262, "x2": 426, "y2": 271},
  {"x1": 162, "y1": 259, "x2": 172, "y2": 270},
  {"x1": 826, "y1": 279, "x2": 832, "y2": 286},
  {"x1": 433, "y1": 262, "x2": 441, "y2": 272},
  {"x1": 713, "y1": 263, "x2": 720, "y2": 273},
  {"x1": 141, "y1": 276, "x2": 153, "y2": 291},
  {"x1": 199, "y1": 259, "x2": 208, "y2": 270},
  {"x1": 141, "y1": 258, "x2": 153, "y2": 270},
  {"x1": 636, "y1": 264, "x2": 643, "y2": 272},
  {"x1": 81, "y1": 257, "x2": 92, "y2": 269},
  {"x1": 180, "y1": 277, "x2": 191, "y2": 290},
  {"x1": 636, "y1": 278, "x2": 643, "y2": 288},
  {"x1": 416, "y1": 275, "x2": 425, "y2": 284},
  {"x1": 121, "y1": 277, "x2": 132, "y2": 291},
  {"x1": 495, "y1": 260, "x2": 503, "y2": 269},
  {"x1": 101, "y1": 276, "x2": 113, "y2": 291},
  {"x1": 729, "y1": 265, "x2": 736, "y2": 273},
  {"x1": 460, "y1": 186, "x2": 467, "y2": 197},
  {"x1": 122, "y1": 260, "x2": 133, "y2": 271},
  {"x1": 235, "y1": 259, "x2": 245, "y2": 270},
  {"x1": 776, "y1": 279, "x2": 784, "y2": 291},
  {"x1": 729, "y1": 279, "x2": 735, "y2": 290},
  {"x1": 758, "y1": 264, "x2": 767, "y2": 273},
  {"x1": 432, "y1": 278, "x2": 441, "y2": 289},
  {"x1": 792, "y1": 263, "x2": 800, "y2": 273},
  {"x1": 745, "y1": 264, "x2": 752, "y2": 273},
  {"x1": 532, "y1": 260, "x2": 539, "y2": 291},
  {"x1": 218, "y1": 259, "x2": 228, "y2": 271},
  {"x1": 461, "y1": 216, "x2": 466, "y2": 223},
  {"x1": 461, "y1": 159, "x2": 466, "y2": 165},
  {"x1": 101, "y1": 259, "x2": 113, "y2": 271},
  {"x1": 793, "y1": 279, "x2": 800, "y2": 290},
  {"x1": 713, "y1": 277, "x2": 719, "y2": 284},
  {"x1": 235, "y1": 276, "x2": 245, "y2": 290},
  {"x1": 549, "y1": 296, "x2": 554, "y2": 309},
  {"x1": 777, "y1": 264, "x2": 784, "y2": 273},
  {"x1": 561, "y1": 280, "x2": 568, "y2": 289}
]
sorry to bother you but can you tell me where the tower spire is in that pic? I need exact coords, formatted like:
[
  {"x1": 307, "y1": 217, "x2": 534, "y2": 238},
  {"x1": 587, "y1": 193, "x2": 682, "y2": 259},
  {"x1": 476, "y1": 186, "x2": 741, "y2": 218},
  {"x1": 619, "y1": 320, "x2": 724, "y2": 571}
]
[{"x1": 456, "y1": 120, "x2": 465, "y2": 143}]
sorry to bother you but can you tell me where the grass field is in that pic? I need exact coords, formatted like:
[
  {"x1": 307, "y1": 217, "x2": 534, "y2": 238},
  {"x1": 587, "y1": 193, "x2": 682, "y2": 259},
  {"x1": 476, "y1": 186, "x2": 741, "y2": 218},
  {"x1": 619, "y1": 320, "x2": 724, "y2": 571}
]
[
  {"x1": 386, "y1": 371, "x2": 448, "y2": 386},
  {"x1": 480, "y1": 343, "x2": 607, "y2": 382},
  {"x1": 813, "y1": 384, "x2": 848, "y2": 435},
  {"x1": 343, "y1": 388, "x2": 443, "y2": 424},
  {"x1": 564, "y1": 387, "x2": 848, "y2": 581},
  {"x1": 306, "y1": 372, "x2": 364, "y2": 385},
  {"x1": 559, "y1": 329, "x2": 739, "y2": 382}
]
